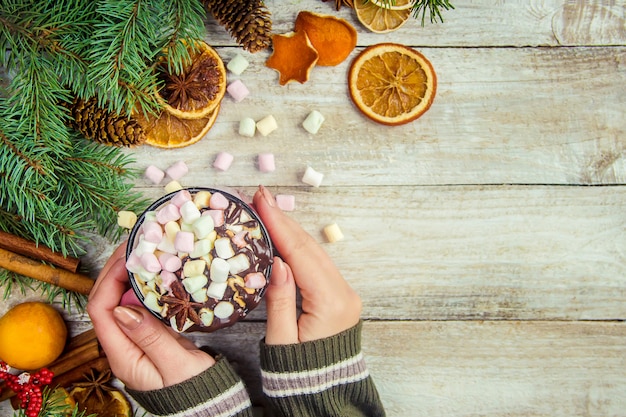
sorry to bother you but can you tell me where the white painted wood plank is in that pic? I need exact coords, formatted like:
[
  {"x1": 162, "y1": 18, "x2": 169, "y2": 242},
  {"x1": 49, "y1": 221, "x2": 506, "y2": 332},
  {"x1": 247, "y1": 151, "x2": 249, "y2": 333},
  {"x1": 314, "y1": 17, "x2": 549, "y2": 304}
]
[
  {"x1": 24, "y1": 184, "x2": 620, "y2": 323},
  {"x1": 204, "y1": 0, "x2": 626, "y2": 48},
  {"x1": 127, "y1": 46, "x2": 626, "y2": 186}
]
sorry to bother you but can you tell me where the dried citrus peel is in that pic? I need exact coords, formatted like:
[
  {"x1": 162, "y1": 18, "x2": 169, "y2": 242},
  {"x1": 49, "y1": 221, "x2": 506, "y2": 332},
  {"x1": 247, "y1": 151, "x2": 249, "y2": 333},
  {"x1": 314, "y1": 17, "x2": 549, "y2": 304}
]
[
  {"x1": 266, "y1": 31, "x2": 319, "y2": 85},
  {"x1": 294, "y1": 11, "x2": 357, "y2": 66},
  {"x1": 266, "y1": 11, "x2": 357, "y2": 85}
]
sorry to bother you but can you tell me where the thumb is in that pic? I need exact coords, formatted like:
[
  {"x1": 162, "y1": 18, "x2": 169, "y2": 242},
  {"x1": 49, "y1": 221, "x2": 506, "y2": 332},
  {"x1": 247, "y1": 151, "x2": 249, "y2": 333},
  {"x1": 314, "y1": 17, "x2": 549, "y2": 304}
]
[
  {"x1": 265, "y1": 257, "x2": 299, "y2": 345},
  {"x1": 113, "y1": 306, "x2": 213, "y2": 383}
]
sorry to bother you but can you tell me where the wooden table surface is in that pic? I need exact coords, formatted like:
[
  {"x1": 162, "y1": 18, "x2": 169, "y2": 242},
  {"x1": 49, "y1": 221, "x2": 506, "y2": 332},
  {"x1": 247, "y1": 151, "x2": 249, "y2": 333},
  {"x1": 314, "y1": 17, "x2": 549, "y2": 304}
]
[{"x1": 2, "y1": 1, "x2": 626, "y2": 416}]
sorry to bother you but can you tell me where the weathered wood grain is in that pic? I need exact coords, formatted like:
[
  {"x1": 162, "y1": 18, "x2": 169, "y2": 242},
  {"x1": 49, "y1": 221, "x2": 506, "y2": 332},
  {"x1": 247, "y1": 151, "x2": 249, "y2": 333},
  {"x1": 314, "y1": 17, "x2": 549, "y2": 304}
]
[
  {"x1": 203, "y1": 0, "x2": 626, "y2": 48},
  {"x1": 34, "y1": 321, "x2": 626, "y2": 417},
  {"x1": 127, "y1": 46, "x2": 626, "y2": 186}
]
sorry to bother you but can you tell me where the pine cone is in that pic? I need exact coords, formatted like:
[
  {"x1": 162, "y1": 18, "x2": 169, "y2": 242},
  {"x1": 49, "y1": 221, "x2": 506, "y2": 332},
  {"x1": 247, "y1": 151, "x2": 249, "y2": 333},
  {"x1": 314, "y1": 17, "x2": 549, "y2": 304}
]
[
  {"x1": 205, "y1": 0, "x2": 272, "y2": 53},
  {"x1": 66, "y1": 97, "x2": 146, "y2": 147}
]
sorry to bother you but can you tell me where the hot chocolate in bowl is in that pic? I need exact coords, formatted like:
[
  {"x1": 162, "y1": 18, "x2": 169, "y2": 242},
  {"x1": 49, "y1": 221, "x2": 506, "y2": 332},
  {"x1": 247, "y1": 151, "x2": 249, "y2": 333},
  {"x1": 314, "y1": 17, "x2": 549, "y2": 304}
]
[{"x1": 125, "y1": 187, "x2": 273, "y2": 333}]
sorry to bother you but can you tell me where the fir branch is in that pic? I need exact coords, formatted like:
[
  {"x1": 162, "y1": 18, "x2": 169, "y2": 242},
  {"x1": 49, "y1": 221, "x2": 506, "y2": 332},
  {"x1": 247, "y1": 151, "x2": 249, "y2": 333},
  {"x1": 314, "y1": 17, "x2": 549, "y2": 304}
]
[
  {"x1": 13, "y1": 385, "x2": 90, "y2": 417},
  {"x1": 0, "y1": 268, "x2": 34, "y2": 299},
  {"x1": 372, "y1": 0, "x2": 454, "y2": 24},
  {"x1": 160, "y1": 0, "x2": 207, "y2": 76}
]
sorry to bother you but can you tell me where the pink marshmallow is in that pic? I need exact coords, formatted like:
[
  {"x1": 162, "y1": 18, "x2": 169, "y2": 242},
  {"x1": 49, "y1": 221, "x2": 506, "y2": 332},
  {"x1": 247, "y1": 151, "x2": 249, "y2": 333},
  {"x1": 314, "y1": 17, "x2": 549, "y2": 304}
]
[
  {"x1": 209, "y1": 192, "x2": 229, "y2": 210},
  {"x1": 165, "y1": 160, "x2": 189, "y2": 180},
  {"x1": 204, "y1": 209, "x2": 224, "y2": 227},
  {"x1": 227, "y1": 79, "x2": 249, "y2": 102},
  {"x1": 120, "y1": 288, "x2": 143, "y2": 307},
  {"x1": 140, "y1": 252, "x2": 161, "y2": 273},
  {"x1": 275, "y1": 194, "x2": 296, "y2": 211},
  {"x1": 159, "y1": 270, "x2": 178, "y2": 291},
  {"x1": 159, "y1": 252, "x2": 182, "y2": 272},
  {"x1": 144, "y1": 165, "x2": 165, "y2": 184},
  {"x1": 232, "y1": 231, "x2": 249, "y2": 248},
  {"x1": 170, "y1": 190, "x2": 192, "y2": 207},
  {"x1": 258, "y1": 153, "x2": 275, "y2": 173},
  {"x1": 244, "y1": 272, "x2": 267, "y2": 289},
  {"x1": 156, "y1": 203, "x2": 181, "y2": 224},
  {"x1": 174, "y1": 231, "x2": 195, "y2": 253},
  {"x1": 142, "y1": 221, "x2": 163, "y2": 243},
  {"x1": 125, "y1": 252, "x2": 143, "y2": 273},
  {"x1": 213, "y1": 152, "x2": 234, "y2": 171}
]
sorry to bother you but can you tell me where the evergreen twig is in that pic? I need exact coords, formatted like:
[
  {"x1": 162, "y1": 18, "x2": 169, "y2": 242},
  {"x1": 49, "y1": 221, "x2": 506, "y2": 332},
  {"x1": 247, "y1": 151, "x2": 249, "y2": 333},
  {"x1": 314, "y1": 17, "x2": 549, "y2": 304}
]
[{"x1": 373, "y1": 0, "x2": 455, "y2": 25}]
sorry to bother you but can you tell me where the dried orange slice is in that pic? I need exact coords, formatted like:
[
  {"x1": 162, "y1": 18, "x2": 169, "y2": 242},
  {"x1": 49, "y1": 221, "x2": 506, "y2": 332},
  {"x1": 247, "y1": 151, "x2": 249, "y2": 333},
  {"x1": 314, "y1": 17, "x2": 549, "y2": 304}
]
[
  {"x1": 370, "y1": 0, "x2": 413, "y2": 10},
  {"x1": 348, "y1": 43, "x2": 437, "y2": 126},
  {"x1": 157, "y1": 40, "x2": 226, "y2": 120},
  {"x1": 354, "y1": 0, "x2": 411, "y2": 33},
  {"x1": 294, "y1": 11, "x2": 357, "y2": 66},
  {"x1": 136, "y1": 105, "x2": 219, "y2": 149},
  {"x1": 266, "y1": 31, "x2": 319, "y2": 85}
]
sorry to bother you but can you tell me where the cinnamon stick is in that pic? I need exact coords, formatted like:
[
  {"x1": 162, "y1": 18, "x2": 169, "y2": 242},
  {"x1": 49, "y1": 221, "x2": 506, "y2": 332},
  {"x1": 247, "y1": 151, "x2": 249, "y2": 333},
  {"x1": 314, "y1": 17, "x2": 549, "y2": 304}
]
[
  {"x1": 0, "y1": 248, "x2": 94, "y2": 295},
  {"x1": 0, "y1": 231, "x2": 80, "y2": 273}
]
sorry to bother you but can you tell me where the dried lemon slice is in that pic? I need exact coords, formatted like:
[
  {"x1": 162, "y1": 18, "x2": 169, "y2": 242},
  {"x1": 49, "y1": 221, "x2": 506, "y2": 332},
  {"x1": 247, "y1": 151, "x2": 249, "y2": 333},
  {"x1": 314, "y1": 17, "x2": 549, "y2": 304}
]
[
  {"x1": 370, "y1": 0, "x2": 413, "y2": 10},
  {"x1": 348, "y1": 43, "x2": 437, "y2": 126},
  {"x1": 354, "y1": 0, "x2": 412, "y2": 33}
]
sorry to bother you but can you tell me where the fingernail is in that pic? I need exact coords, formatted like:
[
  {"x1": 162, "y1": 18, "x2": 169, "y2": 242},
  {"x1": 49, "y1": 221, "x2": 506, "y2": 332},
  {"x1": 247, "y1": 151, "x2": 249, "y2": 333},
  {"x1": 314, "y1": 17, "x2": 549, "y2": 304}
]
[
  {"x1": 259, "y1": 185, "x2": 275, "y2": 207},
  {"x1": 270, "y1": 257, "x2": 288, "y2": 286},
  {"x1": 113, "y1": 306, "x2": 143, "y2": 330}
]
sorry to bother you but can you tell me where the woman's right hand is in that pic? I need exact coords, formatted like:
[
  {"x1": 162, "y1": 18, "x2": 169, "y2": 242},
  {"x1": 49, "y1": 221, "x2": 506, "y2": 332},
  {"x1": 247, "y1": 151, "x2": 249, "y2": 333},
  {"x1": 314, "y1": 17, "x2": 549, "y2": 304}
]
[{"x1": 253, "y1": 186, "x2": 362, "y2": 345}]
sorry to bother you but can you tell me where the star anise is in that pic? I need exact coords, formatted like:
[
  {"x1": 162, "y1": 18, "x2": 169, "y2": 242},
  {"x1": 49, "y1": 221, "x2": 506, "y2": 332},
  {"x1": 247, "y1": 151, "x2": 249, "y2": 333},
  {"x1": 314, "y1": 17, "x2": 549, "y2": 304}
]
[
  {"x1": 158, "y1": 53, "x2": 221, "y2": 111},
  {"x1": 160, "y1": 280, "x2": 203, "y2": 331},
  {"x1": 322, "y1": 0, "x2": 354, "y2": 10},
  {"x1": 72, "y1": 369, "x2": 116, "y2": 405}
]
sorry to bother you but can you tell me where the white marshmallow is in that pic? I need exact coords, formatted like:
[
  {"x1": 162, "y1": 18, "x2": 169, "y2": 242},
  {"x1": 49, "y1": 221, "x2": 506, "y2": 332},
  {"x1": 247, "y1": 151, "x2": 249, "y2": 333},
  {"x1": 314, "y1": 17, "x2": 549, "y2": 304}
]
[
  {"x1": 302, "y1": 166, "x2": 324, "y2": 187},
  {"x1": 157, "y1": 237, "x2": 177, "y2": 254},
  {"x1": 227, "y1": 54, "x2": 249, "y2": 75},
  {"x1": 183, "y1": 275, "x2": 208, "y2": 294},
  {"x1": 193, "y1": 215, "x2": 214, "y2": 239},
  {"x1": 180, "y1": 200, "x2": 201, "y2": 224},
  {"x1": 135, "y1": 237, "x2": 158, "y2": 256},
  {"x1": 207, "y1": 282, "x2": 228, "y2": 299},
  {"x1": 210, "y1": 258, "x2": 230, "y2": 283},
  {"x1": 214, "y1": 237, "x2": 235, "y2": 259},
  {"x1": 143, "y1": 291, "x2": 162, "y2": 313},
  {"x1": 214, "y1": 301, "x2": 235, "y2": 319},
  {"x1": 183, "y1": 259, "x2": 206, "y2": 278},
  {"x1": 227, "y1": 253, "x2": 250, "y2": 275},
  {"x1": 302, "y1": 110, "x2": 325, "y2": 134},
  {"x1": 200, "y1": 308, "x2": 214, "y2": 326},
  {"x1": 190, "y1": 238, "x2": 214, "y2": 259},
  {"x1": 191, "y1": 288, "x2": 208, "y2": 303},
  {"x1": 238, "y1": 117, "x2": 256, "y2": 137},
  {"x1": 256, "y1": 115, "x2": 278, "y2": 136}
]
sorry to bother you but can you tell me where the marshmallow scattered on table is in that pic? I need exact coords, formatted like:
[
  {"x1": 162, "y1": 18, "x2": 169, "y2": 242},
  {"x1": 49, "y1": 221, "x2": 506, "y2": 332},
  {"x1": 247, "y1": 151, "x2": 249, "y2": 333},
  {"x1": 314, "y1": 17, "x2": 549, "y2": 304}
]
[
  {"x1": 117, "y1": 211, "x2": 137, "y2": 229},
  {"x1": 213, "y1": 152, "x2": 234, "y2": 171},
  {"x1": 239, "y1": 117, "x2": 256, "y2": 137},
  {"x1": 145, "y1": 165, "x2": 165, "y2": 184},
  {"x1": 258, "y1": 153, "x2": 276, "y2": 172},
  {"x1": 165, "y1": 160, "x2": 189, "y2": 181},
  {"x1": 164, "y1": 180, "x2": 183, "y2": 193},
  {"x1": 275, "y1": 194, "x2": 296, "y2": 211},
  {"x1": 302, "y1": 166, "x2": 324, "y2": 187},
  {"x1": 323, "y1": 223, "x2": 344, "y2": 243},
  {"x1": 227, "y1": 54, "x2": 249, "y2": 75},
  {"x1": 302, "y1": 110, "x2": 325, "y2": 134},
  {"x1": 227, "y1": 79, "x2": 249, "y2": 102},
  {"x1": 256, "y1": 115, "x2": 278, "y2": 137}
]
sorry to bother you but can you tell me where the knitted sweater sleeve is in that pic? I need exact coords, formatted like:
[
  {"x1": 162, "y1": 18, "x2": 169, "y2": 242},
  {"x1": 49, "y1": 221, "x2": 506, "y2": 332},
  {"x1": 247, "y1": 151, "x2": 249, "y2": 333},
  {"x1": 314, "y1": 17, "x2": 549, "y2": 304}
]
[
  {"x1": 259, "y1": 322, "x2": 386, "y2": 417},
  {"x1": 124, "y1": 356, "x2": 253, "y2": 417}
]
